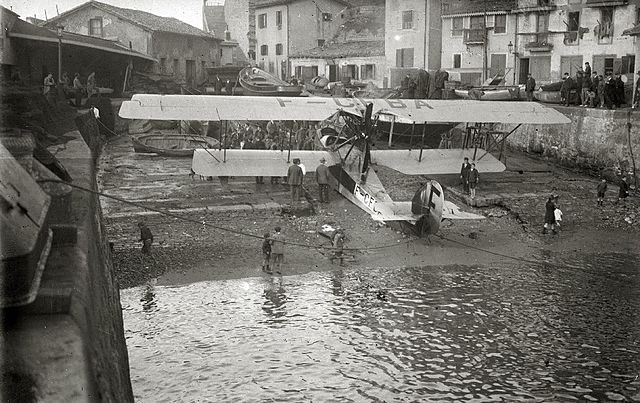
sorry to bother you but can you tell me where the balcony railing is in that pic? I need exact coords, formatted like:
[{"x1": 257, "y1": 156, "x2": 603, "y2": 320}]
[
  {"x1": 524, "y1": 40, "x2": 553, "y2": 52},
  {"x1": 463, "y1": 28, "x2": 486, "y2": 44}
]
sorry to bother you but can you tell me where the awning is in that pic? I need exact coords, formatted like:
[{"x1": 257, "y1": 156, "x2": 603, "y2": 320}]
[{"x1": 8, "y1": 19, "x2": 156, "y2": 62}]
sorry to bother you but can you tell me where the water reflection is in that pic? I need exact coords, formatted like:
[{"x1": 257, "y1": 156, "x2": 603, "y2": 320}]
[
  {"x1": 121, "y1": 253, "x2": 640, "y2": 402},
  {"x1": 262, "y1": 276, "x2": 288, "y2": 324}
]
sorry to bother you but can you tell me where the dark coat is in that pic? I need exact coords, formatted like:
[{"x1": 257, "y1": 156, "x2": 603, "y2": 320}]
[
  {"x1": 544, "y1": 199, "x2": 556, "y2": 224},
  {"x1": 468, "y1": 168, "x2": 479, "y2": 183},
  {"x1": 460, "y1": 162, "x2": 471, "y2": 179},
  {"x1": 560, "y1": 77, "x2": 574, "y2": 93},
  {"x1": 584, "y1": 65, "x2": 591, "y2": 76},
  {"x1": 287, "y1": 164, "x2": 304, "y2": 185},
  {"x1": 139, "y1": 226, "x2": 153, "y2": 241},
  {"x1": 619, "y1": 180, "x2": 629, "y2": 198},
  {"x1": 525, "y1": 77, "x2": 536, "y2": 92},
  {"x1": 316, "y1": 163, "x2": 330, "y2": 184}
]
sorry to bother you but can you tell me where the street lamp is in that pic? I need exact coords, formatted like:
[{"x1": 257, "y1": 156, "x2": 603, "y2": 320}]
[
  {"x1": 507, "y1": 41, "x2": 514, "y2": 54},
  {"x1": 56, "y1": 24, "x2": 64, "y2": 83}
]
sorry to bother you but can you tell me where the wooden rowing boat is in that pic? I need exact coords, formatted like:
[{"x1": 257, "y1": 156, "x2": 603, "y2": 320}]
[
  {"x1": 238, "y1": 67, "x2": 303, "y2": 96},
  {"x1": 132, "y1": 133, "x2": 220, "y2": 157}
]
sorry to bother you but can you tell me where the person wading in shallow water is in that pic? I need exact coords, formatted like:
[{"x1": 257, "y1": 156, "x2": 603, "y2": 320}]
[
  {"x1": 138, "y1": 222, "x2": 154, "y2": 255},
  {"x1": 543, "y1": 194, "x2": 558, "y2": 234},
  {"x1": 270, "y1": 226, "x2": 285, "y2": 273}
]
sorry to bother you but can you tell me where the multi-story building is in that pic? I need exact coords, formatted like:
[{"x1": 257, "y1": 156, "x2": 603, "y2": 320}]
[
  {"x1": 385, "y1": 0, "x2": 443, "y2": 87},
  {"x1": 513, "y1": 0, "x2": 638, "y2": 85},
  {"x1": 44, "y1": 1, "x2": 222, "y2": 86},
  {"x1": 203, "y1": 0, "x2": 256, "y2": 62},
  {"x1": 289, "y1": 4, "x2": 385, "y2": 86},
  {"x1": 254, "y1": 0, "x2": 352, "y2": 79},
  {"x1": 441, "y1": 0, "x2": 517, "y2": 86}
]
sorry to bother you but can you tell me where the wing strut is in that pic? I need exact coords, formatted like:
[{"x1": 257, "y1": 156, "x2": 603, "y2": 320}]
[{"x1": 418, "y1": 123, "x2": 427, "y2": 163}]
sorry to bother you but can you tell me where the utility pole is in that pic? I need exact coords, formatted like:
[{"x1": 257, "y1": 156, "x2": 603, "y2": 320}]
[{"x1": 56, "y1": 24, "x2": 64, "y2": 84}]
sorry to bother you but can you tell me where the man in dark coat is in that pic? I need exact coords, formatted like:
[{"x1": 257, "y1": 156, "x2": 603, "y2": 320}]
[
  {"x1": 543, "y1": 195, "x2": 557, "y2": 234},
  {"x1": 560, "y1": 73, "x2": 573, "y2": 106},
  {"x1": 618, "y1": 177, "x2": 630, "y2": 204},
  {"x1": 604, "y1": 74, "x2": 615, "y2": 109},
  {"x1": 138, "y1": 222, "x2": 154, "y2": 255},
  {"x1": 584, "y1": 62, "x2": 591, "y2": 77},
  {"x1": 591, "y1": 72, "x2": 600, "y2": 107},
  {"x1": 214, "y1": 75, "x2": 223, "y2": 95},
  {"x1": 316, "y1": 157, "x2": 330, "y2": 203},
  {"x1": 597, "y1": 75, "x2": 606, "y2": 108},
  {"x1": 581, "y1": 69, "x2": 592, "y2": 106},
  {"x1": 468, "y1": 163, "x2": 479, "y2": 198},
  {"x1": 614, "y1": 74, "x2": 625, "y2": 107},
  {"x1": 596, "y1": 179, "x2": 607, "y2": 206},
  {"x1": 525, "y1": 73, "x2": 536, "y2": 101},
  {"x1": 287, "y1": 158, "x2": 304, "y2": 204},
  {"x1": 460, "y1": 157, "x2": 471, "y2": 194}
]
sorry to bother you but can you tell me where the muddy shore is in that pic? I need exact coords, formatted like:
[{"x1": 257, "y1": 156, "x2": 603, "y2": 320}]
[{"x1": 98, "y1": 135, "x2": 639, "y2": 289}]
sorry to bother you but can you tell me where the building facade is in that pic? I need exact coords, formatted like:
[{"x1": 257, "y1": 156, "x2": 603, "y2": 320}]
[
  {"x1": 385, "y1": 0, "x2": 443, "y2": 87},
  {"x1": 290, "y1": 5, "x2": 385, "y2": 86},
  {"x1": 441, "y1": 0, "x2": 517, "y2": 86},
  {"x1": 513, "y1": 0, "x2": 639, "y2": 85},
  {"x1": 254, "y1": 0, "x2": 351, "y2": 79},
  {"x1": 43, "y1": 1, "x2": 222, "y2": 86}
]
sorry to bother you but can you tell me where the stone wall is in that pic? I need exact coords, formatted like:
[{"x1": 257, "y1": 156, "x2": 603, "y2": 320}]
[{"x1": 499, "y1": 106, "x2": 640, "y2": 178}]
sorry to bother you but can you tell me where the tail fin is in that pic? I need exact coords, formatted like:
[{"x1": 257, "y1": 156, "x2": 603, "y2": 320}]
[{"x1": 411, "y1": 180, "x2": 444, "y2": 236}]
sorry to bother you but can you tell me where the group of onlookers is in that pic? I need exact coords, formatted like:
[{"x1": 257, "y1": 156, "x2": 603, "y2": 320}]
[
  {"x1": 558, "y1": 62, "x2": 627, "y2": 108},
  {"x1": 43, "y1": 71, "x2": 97, "y2": 107},
  {"x1": 224, "y1": 120, "x2": 321, "y2": 152}
]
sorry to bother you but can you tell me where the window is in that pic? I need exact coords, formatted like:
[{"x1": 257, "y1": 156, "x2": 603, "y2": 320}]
[
  {"x1": 453, "y1": 54, "x2": 461, "y2": 68},
  {"x1": 597, "y1": 8, "x2": 613, "y2": 44},
  {"x1": 342, "y1": 64, "x2": 358, "y2": 80},
  {"x1": 494, "y1": 14, "x2": 506, "y2": 34},
  {"x1": 322, "y1": 13, "x2": 332, "y2": 22},
  {"x1": 160, "y1": 57, "x2": 167, "y2": 74},
  {"x1": 89, "y1": 17, "x2": 103, "y2": 36},
  {"x1": 317, "y1": 39, "x2": 325, "y2": 47},
  {"x1": 470, "y1": 16, "x2": 485, "y2": 30},
  {"x1": 536, "y1": 13, "x2": 549, "y2": 44},
  {"x1": 567, "y1": 11, "x2": 580, "y2": 31},
  {"x1": 173, "y1": 58, "x2": 180, "y2": 76},
  {"x1": 489, "y1": 54, "x2": 507, "y2": 77},
  {"x1": 452, "y1": 17, "x2": 463, "y2": 36},
  {"x1": 395, "y1": 48, "x2": 414, "y2": 67},
  {"x1": 276, "y1": 11, "x2": 282, "y2": 28},
  {"x1": 275, "y1": 43, "x2": 283, "y2": 55},
  {"x1": 260, "y1": 45, "x2": 268, "y2": 55},
  {"x1": 604, "y1": 57, "x2": 615, "y2": 75},
  {"x1": 621, "y1": 55, "x2": 636, "y2": 74},
  {"x1": 402, "y1": 10, "x2": 413, "y2": 29},
  {"x1": 258, "y1": 13, "x2": 267, "y2": 29},
  {"x1": 361, "y1": 64, "x2": 375, "y2": 80}
]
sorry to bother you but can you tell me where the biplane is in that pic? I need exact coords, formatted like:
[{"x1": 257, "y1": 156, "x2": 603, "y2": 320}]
[{"x1": 119, "y1": 95, "x2": 570, "y2": 237}]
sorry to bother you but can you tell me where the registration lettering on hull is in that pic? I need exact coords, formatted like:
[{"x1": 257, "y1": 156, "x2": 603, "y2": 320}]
[{"x1": 354, "y1": 183, "x2": 379, "y2": 215}]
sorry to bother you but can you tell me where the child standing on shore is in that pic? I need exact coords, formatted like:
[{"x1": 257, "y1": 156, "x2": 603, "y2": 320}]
[
  {"x1": 262, "y1": 233, "x2": 272, "y2": 274},
  {"x1": 554, "y1": 204, "x2": 563, "y2": 233}
]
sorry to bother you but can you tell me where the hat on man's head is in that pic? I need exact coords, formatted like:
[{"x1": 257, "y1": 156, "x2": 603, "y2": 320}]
[
  {"x1": 320, "y1": 157, "x2": 326, "y2": 162},
  {"x1": 293, "y1": 158, "x2": 300, "y2": 164}
]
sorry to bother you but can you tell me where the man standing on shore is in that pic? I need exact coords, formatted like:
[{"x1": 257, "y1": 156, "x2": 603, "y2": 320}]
[
  {"x1": 525, "y1": 73, "x2": 536, "y2": 102},
  {"x1": 138, "y1": 222, "x2": 154, "y2": 255},
  {"x1": 287, "y1": 158, "x2": 304, "y2": 204},
  {"x1": 73, "y1": 73, "x2": 83, "y2": 107},
  {"x1": 618, "y1": 177, "x2": 630, "y2": 204},
  {"x1": 597, "y1": 179, "x2": 607, "y2": 206},
  {"x1": 543, "y1": 194, "x2": 557, "y2": 234},
  {"x1": 271, "y1": 226, "x2": 285, "y2": 273},
  {"x1": 316, "y1": 157, "x2": 330, "y2": 203},
  {"x1": 561, "y1": 73, "x2": 573, "y2": 106},
  {"x1": 468, "y1": 163, "x2": 479, "y2": 199},
  {"x1": 460, "y1": 157, "x2": 471, "y2": 195}
]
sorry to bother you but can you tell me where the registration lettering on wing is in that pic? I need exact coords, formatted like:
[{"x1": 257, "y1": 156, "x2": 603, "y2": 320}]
[{"x1": 354, "y1": 183, "x2": 379, "y2": 214}]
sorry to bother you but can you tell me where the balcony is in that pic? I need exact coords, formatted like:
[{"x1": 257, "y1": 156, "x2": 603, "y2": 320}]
[{"x1": 463, "y1": 28, "x2": 486, "y2": 45}]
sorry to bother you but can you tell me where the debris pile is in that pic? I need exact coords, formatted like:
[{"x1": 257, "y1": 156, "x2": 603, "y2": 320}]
[{"x1": 127, "y1": 71, "x2": 182, "y2": 95}]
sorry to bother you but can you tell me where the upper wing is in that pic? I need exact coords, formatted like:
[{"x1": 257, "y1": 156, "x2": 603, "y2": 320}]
[
  {"x1": 371, "y1": 149, "x2": 505, "y2": 175},
  {"x1": 192, "y1": 149, "x2": 333, "y2": 177},
  {"x1": 119, "y1": 95, "x2": 570, "y2": 124}
]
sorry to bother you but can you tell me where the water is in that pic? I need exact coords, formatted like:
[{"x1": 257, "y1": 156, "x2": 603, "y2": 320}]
[{"x1": 121, "y1": 253, "x2": 640, "y2": 402}]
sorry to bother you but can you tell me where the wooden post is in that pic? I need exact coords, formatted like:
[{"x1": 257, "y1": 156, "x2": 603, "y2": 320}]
[
  {"x1": 388, "y1": 115, "x2": 395, "y2": 147},
  {"x1": 419, "y1": 123, "x2": 426, "y2": 162}
]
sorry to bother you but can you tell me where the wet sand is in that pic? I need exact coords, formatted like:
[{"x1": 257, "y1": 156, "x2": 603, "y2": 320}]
[{"x1": 99, "y1": 135, "x2": 639, "y2": 288}]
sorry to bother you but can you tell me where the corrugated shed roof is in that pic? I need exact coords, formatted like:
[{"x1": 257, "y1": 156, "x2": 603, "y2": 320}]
[
  {"x1": 203, "y1": 5, "x2": 226, "y2": 38},
  {"x1": 443, "y1": 0, "x2": 516, "y2": 16},
  {"x1": 290, "y1": 39, "x2": 384, "y2": 58},
  {"x1": 45, "y1": 1, "x2": 216, "y2": 38},
  {"x1": 10, "y1": 18, "x2": 155, "y2": 60}
]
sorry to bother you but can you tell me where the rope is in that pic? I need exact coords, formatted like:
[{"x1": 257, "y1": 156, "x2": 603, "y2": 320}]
[{"x1": 36, "y1": 179, "x2": 415, "y2": 252}]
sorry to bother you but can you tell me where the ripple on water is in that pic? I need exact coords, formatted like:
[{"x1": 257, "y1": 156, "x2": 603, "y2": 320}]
[{"x1": 122, "y1": 253, "x2": 640, "y2": 402}]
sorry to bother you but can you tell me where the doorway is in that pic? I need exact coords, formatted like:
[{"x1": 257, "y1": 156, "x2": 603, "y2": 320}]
[
  {"x1": 185, "y1": 59, "x2": 195, "y2": 86},
  {"x1": 519, "y1": 58, "x2": 529, "y2": 84},
  {"x1": 329, "y1": 65, "x2": 338, "y2": 81}
]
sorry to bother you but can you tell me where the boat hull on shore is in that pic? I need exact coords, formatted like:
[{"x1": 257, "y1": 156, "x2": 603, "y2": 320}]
[
  {"x1": 132, "y1": 133, "x2": 219, "y2": 157},
  {"x1": 238, "y1": 67, "x2": 303, "y2": 96},
  {"x1": 454, "y1": 85, "x2": 525, "y2": 101}
]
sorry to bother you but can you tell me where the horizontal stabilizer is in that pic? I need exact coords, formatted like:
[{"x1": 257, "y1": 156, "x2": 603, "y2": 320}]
[
  {"x1": 442, "y1": 200, "x2": 485, "y2": 220},
  {"x1": 370, "y1": 149, "x2": 505, "y2": 175}
]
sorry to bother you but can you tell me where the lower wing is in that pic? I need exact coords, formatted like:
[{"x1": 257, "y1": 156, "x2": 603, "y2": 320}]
[{"x1": 370, "y1": 149, "x2": 505, "y2": 175}]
